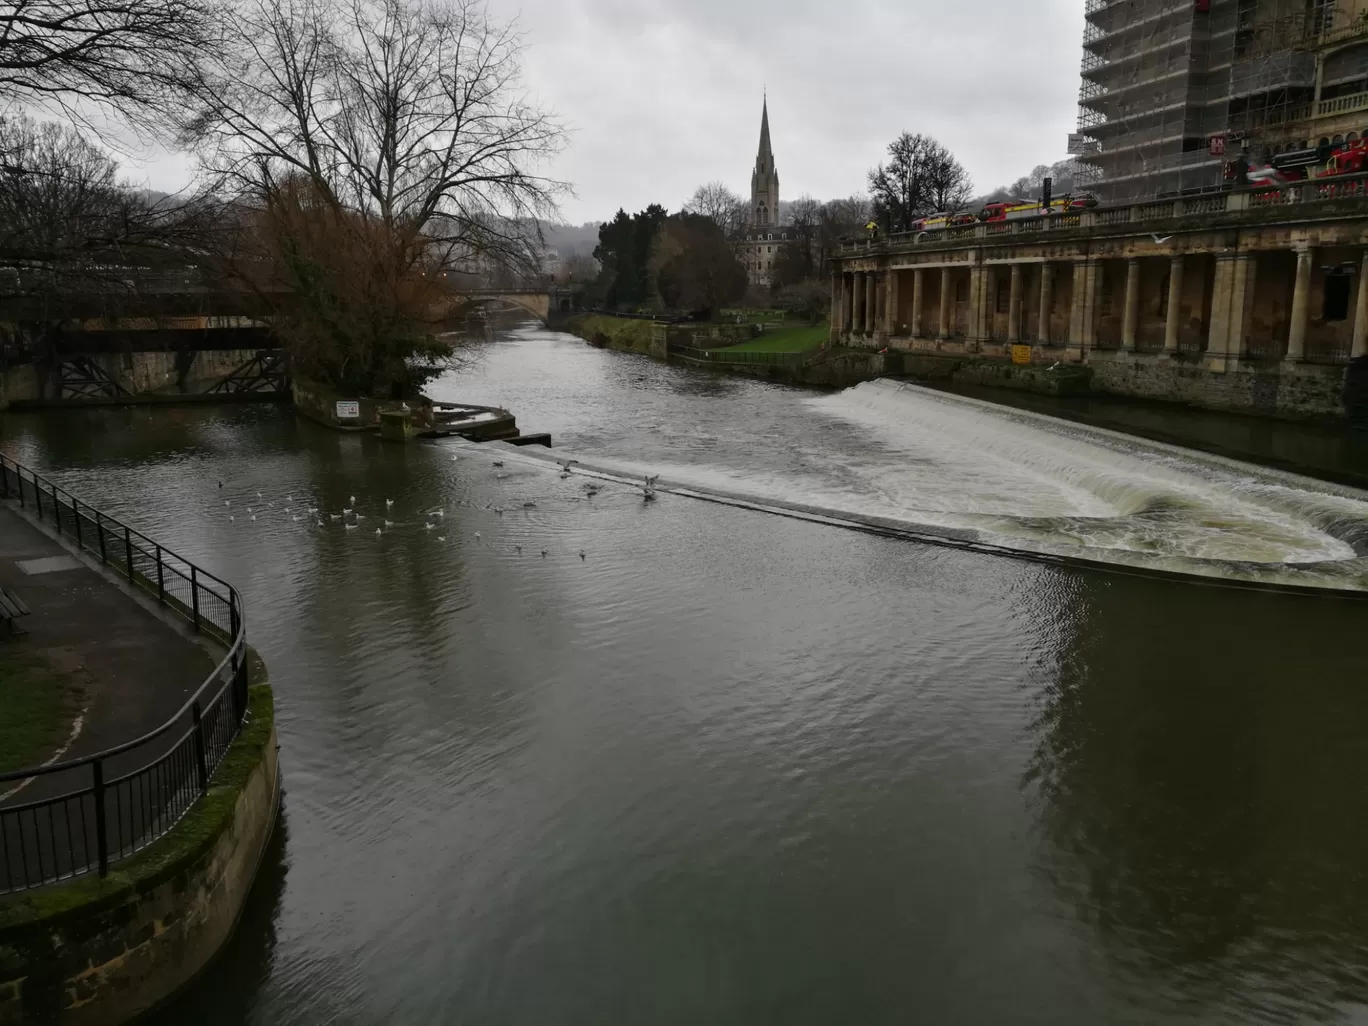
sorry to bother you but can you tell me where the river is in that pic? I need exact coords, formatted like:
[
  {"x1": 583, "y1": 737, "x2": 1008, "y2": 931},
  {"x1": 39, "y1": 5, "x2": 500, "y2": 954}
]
[{"x1": 3, "y1": 323, "x2": 1368, "y2": 1025}]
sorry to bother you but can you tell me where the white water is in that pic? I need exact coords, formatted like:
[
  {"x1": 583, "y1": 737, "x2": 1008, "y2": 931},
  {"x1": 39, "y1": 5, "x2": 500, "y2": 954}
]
[{"x1": 571, "y1": 380, "x2": 1368, "y2": 591}]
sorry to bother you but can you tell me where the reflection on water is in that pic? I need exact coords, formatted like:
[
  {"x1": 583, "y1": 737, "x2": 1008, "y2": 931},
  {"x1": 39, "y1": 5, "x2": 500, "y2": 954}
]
[
  {"x1": 1, "y1": 323, "x2": 1366, "y2": 1024},
  {"x1": 1026, "y1": 577, "x2": 1368, "y2": 1024}
]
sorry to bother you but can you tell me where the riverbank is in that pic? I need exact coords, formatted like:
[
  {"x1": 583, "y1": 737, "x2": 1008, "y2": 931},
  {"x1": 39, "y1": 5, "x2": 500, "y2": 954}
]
[
  {"x1": 0, "y1": 481, "x2": 277, "y2": 1026},
  {"x1": 0, "y1": 676, "x2": 278, "y2": 1026}
]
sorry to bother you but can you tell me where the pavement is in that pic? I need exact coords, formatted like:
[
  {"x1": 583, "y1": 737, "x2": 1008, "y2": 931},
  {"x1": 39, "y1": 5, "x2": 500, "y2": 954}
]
[{"x1": 0, "y1": 500, "x2": 218, "y2": 806}]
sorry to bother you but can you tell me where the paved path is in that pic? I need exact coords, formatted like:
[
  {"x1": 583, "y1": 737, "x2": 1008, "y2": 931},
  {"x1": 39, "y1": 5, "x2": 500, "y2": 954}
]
[{"x1": 0, "y1": 500, "x2": 217, "y2": 805}]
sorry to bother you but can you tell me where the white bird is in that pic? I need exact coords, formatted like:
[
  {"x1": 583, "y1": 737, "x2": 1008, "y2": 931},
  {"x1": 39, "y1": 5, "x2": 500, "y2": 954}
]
[
  {"x1": 1048, "y1": 361, "x2": 1060, "y2": 371},
  {"x1": 246, "y1": 506, "x2": 254, "y2": 514},
  {"x1": 1151, "y1": 233, "x2": 1173, "y2": 244},
  {"x1": 342, "y1": 507, "x2": 353, "y2": 515},
  {"x1": 345, "y1": 523, "x2": 359, "y2": 531},
  {"x1": 355, "y1": 513, "x2": 366, "y2": 521},
  {"x1": 316, "y1": 520, "x2": 325, "y2": 528},
  {"x1": 375, "y1": 528, "x2": 383, "y2": 537},
  {"x1": 384, "y1": 519, "x2": 395, "y2": 528},
  {"x1": 473, "y1": 531, "x2": 480, "y2": 539},
  {"x1": 386, "y1": 499, "x2": 394, "y2": 509},
  {"x1": 250, "y1": 514, "x2": 257, "y2": 522},
  {"x1": 349, "y1": 495, "x2": 356, "y2": 504},
  {"x1": 330, "y1": 513, "x2": 342, "y2": 520},
  {"x1": 437, "y1": 535, "x2": 445, "y2": 542},
  {"x1": 256, "y1": 491, "x2": 263, "y2": 499},
  {"x1": 228, "y1": 515, "x2": 235, "y2": 522},
  {"x1": 426, "y1": 522, "x2": 436, "y2": 531},
  {"x1": 286, "y1": 495, "x2": 293, "y2": 502},
  {"x1": 496, "y1": 473, "x2": 507, "y2": 480},
  {"x1": 308, "y1": 507, "x2": 318, "y2": 514},
  {"x1": 224, "y1": 499, "x2": 231, "y2": 507},
  {"x1": 429, "y1": 508, "x2": 444, "y2": 518},
  {"x1": 494, "y1": 507, "x2": 504, "y2": 515},
  {"x1": 451, "y1": 455, "x2": 459, "y2": 461},
  {"x1": 292, "y1": 515, "x2": 301, "y2": 522}
]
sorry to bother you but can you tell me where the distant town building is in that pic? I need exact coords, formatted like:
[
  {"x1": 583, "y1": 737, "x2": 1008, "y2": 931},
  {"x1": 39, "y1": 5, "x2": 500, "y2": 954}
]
[{"x1": 738, "y1": 97, "x2": 792, "y2": 288}]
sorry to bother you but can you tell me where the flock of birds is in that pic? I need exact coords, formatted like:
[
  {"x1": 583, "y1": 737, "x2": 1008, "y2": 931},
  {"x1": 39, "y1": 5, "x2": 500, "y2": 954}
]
[{"x1": 214, "y1": 453, "x2": 662, "y2": 562}]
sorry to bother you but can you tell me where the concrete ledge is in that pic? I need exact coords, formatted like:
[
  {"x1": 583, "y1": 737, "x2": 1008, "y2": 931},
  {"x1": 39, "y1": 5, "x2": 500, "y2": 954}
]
[{"x1": 0, "y1": 665, "x2": 280, "y2": 1026}]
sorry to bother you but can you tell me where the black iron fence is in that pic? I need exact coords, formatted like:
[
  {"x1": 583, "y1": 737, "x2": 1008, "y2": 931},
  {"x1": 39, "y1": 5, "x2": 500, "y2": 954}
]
[{"x1": 0, "y1": 455, "x2": 248, "y2": 894}]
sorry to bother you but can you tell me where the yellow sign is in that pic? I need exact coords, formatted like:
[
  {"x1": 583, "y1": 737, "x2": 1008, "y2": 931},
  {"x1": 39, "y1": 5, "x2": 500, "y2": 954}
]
[{"x1": 1011, "y1": 345, "x2": 1032, "y2": 365}]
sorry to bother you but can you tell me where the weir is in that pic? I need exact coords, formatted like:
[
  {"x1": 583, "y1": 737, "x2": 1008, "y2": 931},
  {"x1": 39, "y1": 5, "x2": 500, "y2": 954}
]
[{"x1": 482, "y1": 379, "x2": 1368, "y2": 594}]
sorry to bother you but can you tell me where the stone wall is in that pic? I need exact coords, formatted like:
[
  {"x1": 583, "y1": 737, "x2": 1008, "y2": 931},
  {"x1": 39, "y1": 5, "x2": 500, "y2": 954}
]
[
  {"x1": 0, "y1": 683, "x2": 279, "y2": 1026},
  {"x1": 664, "y1": 324, "x2": 758, "y2": 349},
  {"x1": 1088, "y1": 352, "x2": 1347, "y2": 420}
]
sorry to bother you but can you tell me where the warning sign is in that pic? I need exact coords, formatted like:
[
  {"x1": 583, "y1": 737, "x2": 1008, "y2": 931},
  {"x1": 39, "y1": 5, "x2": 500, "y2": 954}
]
[{"x1": 1011, "y1": 345, "x2": 1032, "y2": 365}]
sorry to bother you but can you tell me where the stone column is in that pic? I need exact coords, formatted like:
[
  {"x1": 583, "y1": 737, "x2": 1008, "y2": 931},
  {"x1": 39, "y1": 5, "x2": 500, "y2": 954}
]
[
  {"x1": 1207, "y1": 255, "x2": 1235, "y2": 358},
  {"x1": 968, "y1": 264, "x2": 985, "y2": 342},
  {"x1": 1164, "y1": 256, "x2": 1184, "y2": 352},
  {"x1": 1069, "y1": 261, "x2": 1097, "y2": 352},
  {"x1": 938, "y1": 267, "x2": 953, "y2": 338},
  {"x1": 1286, "y1": 246, "x2": 1312, "y2": 362},
  {"x1": 1081, "y1": 260, "x2": 1099, "y2": 349},
  {"x1": 852, "y1": 272, "x2": 864, "y2": 336},
  {"x1": 1038, "y1": 263, "x2": 1053, "y2": 344},
  {"x1": 830, "y1": 274, "x2": 841, "y2": 335},
  {"x1": 1227, "y1": 254, "x2": 1254, "y2": 358},
  {"x1": 1121, "y1": 258, "x2": 1141, "y2": 351},
  {"x1": 1007, "y1": 264, "x2": 1023, "y2": 343},
  {"x1": 865, "y1": 273, "x2": 877, "y2": 336},
  {"x1": 910, "y1": 268, "x2": 924, "y2": 338},
  {"x1": 884, "y1": 269, "x2": 899, "y2": 336},
  {"x1": 1353, "y1": 252, "x2": 1368, "y2": 359}
]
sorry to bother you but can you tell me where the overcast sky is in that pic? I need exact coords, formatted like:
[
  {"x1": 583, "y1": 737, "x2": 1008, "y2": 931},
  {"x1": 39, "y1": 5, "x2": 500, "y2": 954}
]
[{"x1": 125, "y1": 0, "x2": 1086, "y2": 225}]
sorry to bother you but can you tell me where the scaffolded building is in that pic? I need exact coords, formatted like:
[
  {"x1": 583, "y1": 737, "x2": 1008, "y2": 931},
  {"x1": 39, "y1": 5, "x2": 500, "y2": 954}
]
[{"x1": 1074, "y1": 0, "x2": 1368, "y2": 202}]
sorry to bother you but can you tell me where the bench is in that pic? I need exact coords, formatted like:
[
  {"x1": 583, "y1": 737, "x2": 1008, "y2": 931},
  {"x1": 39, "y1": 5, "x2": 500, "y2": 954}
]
[{"x1": 0, "y1": 584, "x2": 30, "y2": 635}]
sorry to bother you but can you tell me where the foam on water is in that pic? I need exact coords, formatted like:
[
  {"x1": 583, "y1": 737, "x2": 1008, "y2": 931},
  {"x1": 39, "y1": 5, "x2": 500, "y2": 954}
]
[{"x1": 567, "y1": 379, "x2": 1368, "y2": 591}]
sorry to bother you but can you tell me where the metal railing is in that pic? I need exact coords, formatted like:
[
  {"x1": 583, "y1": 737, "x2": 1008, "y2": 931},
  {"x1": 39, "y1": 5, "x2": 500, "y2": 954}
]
[
  {"x1": 839, "y1": 171, "x2": 1368, "y2": 257},
  {"x1": 0, "y1": 455, "x2": 248, "y2": 895}
]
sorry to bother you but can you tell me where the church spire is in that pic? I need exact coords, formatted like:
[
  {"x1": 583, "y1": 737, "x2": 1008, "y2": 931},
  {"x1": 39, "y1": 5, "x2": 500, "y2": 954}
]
[
  {"x1": 757, "y1": 93, "x2": 772, "y2": 167},
  {"x1": 749, "y1": 93, "x2": 779, "y2": 227}
]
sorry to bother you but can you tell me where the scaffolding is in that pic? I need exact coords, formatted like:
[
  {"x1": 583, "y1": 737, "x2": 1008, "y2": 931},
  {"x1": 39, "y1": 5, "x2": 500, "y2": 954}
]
[{"x1": 1074, "y1": 0, "x2": 1328, "y2": 201}]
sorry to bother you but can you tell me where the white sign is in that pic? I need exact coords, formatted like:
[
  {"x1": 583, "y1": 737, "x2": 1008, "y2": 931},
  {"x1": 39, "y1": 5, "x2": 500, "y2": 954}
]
[
  {"x1": 1067, "y1": 134, "x2": 1100, "y2": 156},
  {"x1": 335, "y1": 400, "x2": 361, "y2": 420}
]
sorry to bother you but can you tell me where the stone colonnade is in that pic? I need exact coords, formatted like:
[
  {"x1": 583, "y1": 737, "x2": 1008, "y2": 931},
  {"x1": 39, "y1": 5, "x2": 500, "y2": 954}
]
[{"x1": 831, "y1": 248, "x2": 1368, "y2": 363}]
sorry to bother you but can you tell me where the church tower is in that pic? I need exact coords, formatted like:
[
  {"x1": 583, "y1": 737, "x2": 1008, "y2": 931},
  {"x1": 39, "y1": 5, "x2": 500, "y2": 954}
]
[{"x1": 750, "y1": 97, "x2": 780, "y2": 227}]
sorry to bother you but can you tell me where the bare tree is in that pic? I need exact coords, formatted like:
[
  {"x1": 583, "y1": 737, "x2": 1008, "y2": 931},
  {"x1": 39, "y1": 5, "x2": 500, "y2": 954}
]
[
  {"x1": 868, "y1": 132, "x2": 972, "y2": 232},
  {"x1": 182, "y1": 0, "x2": 567, "y2": 395},
  {"x1": 0, "y1": 114, "x2": 216, "y2": 278},
  {"x1": 0, "y1": 0, "x2": 212, "y2": 132},
  {"x1": 683, "y1": 181, "x2": 747, "y2": 237}
]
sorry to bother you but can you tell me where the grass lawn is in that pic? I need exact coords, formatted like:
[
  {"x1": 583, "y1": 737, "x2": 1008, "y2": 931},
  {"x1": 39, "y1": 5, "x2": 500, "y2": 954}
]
[
  {"x1": 0, "y1": 651, "x2": 71, "y2": 774},
  {"x1": 712, "y1": 324, "x2": 829, "y2": 353}
]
